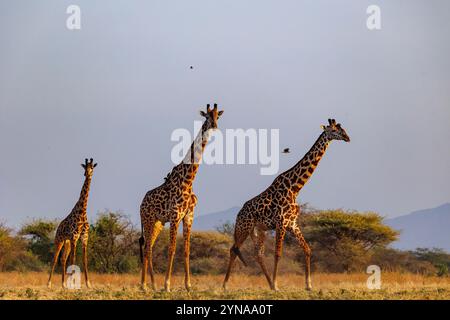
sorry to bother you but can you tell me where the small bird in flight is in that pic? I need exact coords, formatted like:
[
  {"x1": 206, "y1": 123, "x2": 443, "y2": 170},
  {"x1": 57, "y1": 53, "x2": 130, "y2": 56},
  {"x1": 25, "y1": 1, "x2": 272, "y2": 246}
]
[
  {"x1": 282, "y1": 148, "x2": 290, "y2": 154},
  {"x1": 190, "y1": 66, "x2": 193, "y2": 69}
]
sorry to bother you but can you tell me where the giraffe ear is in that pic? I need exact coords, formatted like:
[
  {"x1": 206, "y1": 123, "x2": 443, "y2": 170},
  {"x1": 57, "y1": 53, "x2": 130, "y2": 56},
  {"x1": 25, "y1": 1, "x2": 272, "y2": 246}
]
[
  {"x1": 320, "y1": 125, "x2": 326, "y2": 130},
  {"x1": 218, "y1": 110, "x2": 224, "y2": 117},
  {"x1": 81, "y1": 164, "x2": 86, "y2": 169},
  {"x1": 93, "y1": 163, "x2": 98, "y2": 168},
  {"x1": 200, "y1": 110, "x2": 207, "y2": 117}
]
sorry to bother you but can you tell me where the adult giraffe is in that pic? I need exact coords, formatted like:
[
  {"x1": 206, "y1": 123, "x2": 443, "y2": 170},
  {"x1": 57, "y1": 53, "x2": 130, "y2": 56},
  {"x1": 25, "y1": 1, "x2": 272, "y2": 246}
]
[
  {"x1": 223, "y1": 119, "x2": 350, "y2": 291},
  {"x1": 140, "y1": 104, "x2": 224, "y2": 292}
]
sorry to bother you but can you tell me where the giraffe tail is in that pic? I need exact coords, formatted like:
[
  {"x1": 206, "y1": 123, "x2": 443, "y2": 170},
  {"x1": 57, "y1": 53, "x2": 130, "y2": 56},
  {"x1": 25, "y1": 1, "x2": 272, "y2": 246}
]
[
  {"x1": 232, "y1": 245, "x2": 248, "y2": 267},
  {"x1": 139, "y1": 225, "x2": 145, "y2": 264}
]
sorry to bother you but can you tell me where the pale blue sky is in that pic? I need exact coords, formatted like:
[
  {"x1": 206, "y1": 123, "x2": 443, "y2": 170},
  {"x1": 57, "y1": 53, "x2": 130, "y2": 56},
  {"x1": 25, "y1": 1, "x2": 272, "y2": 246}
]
[{"x1": 1, "y1": 1, "x2": 449, "y2": 227}]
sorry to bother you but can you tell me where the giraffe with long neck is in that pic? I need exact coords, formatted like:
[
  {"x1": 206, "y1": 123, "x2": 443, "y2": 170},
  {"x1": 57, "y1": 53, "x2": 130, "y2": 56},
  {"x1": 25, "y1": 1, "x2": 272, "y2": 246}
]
[
  {"x1": 223, "y1": 119, "x2": 350, "y2": 291},
  {"x1": 47, "y1": 158, "x2": 97, "y2": 289},
  {"x1": 140, "y1": 103, "x2": 224, "y2": 292}
]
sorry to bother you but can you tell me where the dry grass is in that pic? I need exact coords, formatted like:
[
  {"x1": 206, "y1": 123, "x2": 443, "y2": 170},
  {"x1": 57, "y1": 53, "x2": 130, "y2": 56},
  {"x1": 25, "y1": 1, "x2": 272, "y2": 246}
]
[{"x1": 0, "y1": 272, "x2": 449, "y2": 300}]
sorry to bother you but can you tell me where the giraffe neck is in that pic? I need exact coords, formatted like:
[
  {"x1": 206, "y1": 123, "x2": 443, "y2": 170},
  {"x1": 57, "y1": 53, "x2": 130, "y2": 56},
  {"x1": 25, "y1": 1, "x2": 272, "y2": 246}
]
[
  {"x1": 277, "y1": 132, "x2": 331, "y2": 195},
  {"x1": 74, "y1": 175, "x2": 92, "y2": 220},
  {"x1": 176, "y1": 121, "x2": 211, "y2": 185}
]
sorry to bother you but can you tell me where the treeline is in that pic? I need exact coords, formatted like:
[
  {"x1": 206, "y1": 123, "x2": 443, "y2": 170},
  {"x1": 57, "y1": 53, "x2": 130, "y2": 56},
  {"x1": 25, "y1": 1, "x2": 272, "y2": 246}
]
[{"x1": 0, "y1": 209, "x2": 449, "y2": 276}]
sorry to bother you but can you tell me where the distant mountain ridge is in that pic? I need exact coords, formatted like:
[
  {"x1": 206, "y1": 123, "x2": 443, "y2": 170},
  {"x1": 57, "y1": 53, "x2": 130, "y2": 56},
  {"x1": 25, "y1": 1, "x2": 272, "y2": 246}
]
[
  {"x1": 385, "y1": 203, "x2": 450, "y2": 252},
  {"x1": 193, "y1": 207, "x2": 239, "y2": 231},
  {"x1": 194, "y1": 203, "x2": 450, "y2": 252}
]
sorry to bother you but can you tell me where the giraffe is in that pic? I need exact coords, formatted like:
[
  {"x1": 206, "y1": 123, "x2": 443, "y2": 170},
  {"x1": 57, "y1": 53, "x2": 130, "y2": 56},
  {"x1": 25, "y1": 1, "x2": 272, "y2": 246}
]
[
  {"x1": 223, "y1": 119, "x2": 350, "y2": 291},
  {"x1": 47, "y1": 158, "x2": 97, "y2": 289},
  {"x1": 139, "y1": 103, "x2": 224, "y2": 292}
]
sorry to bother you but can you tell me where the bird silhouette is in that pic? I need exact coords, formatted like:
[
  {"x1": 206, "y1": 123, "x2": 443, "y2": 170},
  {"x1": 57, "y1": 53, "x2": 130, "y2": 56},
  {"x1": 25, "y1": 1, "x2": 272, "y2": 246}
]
[
  {"x1": 282, "y1": 148, "x2": 290, "y2": 154},
  {"x1": 190, "y1": 66, "x2": 193, "y2": 69}
]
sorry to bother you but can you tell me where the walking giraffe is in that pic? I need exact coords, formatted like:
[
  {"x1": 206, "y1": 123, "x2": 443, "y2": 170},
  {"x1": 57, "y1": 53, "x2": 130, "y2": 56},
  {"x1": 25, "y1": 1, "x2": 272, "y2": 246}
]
[
  {"x1": 47, "y1": 158, "x2": 97, "y2": 289},
  {"x1": 140, "y1": 103, "x2": 224, "y2": 292},
  {"x1": 223, "y1": 119, "x2": 350, "y2": 291}
]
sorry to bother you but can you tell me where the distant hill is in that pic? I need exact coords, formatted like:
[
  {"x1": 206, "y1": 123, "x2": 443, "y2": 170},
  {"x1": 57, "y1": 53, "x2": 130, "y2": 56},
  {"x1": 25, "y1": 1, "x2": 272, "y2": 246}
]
[
  {"x1": 385, "y1": 203, "x2": 450, "y2": 252},
  {"x1": 193, "y1": 207, "x2": 240, "y2": 231}
]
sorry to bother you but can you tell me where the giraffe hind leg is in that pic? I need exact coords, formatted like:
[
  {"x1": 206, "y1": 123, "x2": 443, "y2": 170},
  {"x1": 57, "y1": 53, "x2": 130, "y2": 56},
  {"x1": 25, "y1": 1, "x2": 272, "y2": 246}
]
[
  {"x1": 223, "y1": 217, "x2": 252, "y2": 290},
  {"x1": 47, "y1": 240, "x2": 64, "y2": 289}
]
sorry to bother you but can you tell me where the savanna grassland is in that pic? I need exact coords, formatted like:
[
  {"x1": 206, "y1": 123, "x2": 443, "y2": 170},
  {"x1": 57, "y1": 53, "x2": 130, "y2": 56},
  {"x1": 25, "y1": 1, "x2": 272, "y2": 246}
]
[{"x1": 0, "y1": 272, "x2": 449, "y2": 300}]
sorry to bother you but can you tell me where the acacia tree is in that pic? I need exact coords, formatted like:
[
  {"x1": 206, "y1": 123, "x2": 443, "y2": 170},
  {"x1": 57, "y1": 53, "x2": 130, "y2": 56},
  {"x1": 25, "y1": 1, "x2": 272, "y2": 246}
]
[
  {"x1": 89, "y1": 211, "x2": 140, "y2": 273},
  {"x1": 19, "y1": 219, "x2": 58, "y2": 265},
  {"x1": 304, "y1": 210, "x2": 399, "y2": 272}
]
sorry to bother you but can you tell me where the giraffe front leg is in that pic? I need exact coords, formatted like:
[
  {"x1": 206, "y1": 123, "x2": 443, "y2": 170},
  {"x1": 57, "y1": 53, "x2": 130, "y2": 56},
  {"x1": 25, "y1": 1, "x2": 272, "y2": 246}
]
[
  {"x1": 251, "y1": 228, "x2": 273, "y2": 289},
  {"x1": 81, "y1": 226, "x2": 91, "y2": 289},
  {"x1": 61, "y1": 241, "x2": 71, "y2": 289},
  {"x1": 288, "y1": 223, "x2": 312, "y2": 290},
  {"x1": 70, "y1": 238, "x2": 79, "y2": 267},
  {"x1": 141, "y1": 219, "x2": 163, "y2": 291},
  {"x1": 272, "y1": 227, "x2": 286, "y2": 291},
  {"x1": 47, "y1": 241, "x2": 64, "y2": 289},
  {"x1": 164, "y1": 221, "x2": 179, "y2": 292},
  {"x1": 183, "y1": 211, "x2": 194, "y2": 291},
  {"x1": 149, "y1": 221, "x2": 163, "y2": 290}
]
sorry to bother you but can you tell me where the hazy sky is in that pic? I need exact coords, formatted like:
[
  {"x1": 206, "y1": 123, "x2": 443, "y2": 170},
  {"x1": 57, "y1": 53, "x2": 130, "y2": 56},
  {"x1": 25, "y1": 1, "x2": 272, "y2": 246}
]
[{"x1": 1, "y1": 1, "x2": 449, "y2": 228}]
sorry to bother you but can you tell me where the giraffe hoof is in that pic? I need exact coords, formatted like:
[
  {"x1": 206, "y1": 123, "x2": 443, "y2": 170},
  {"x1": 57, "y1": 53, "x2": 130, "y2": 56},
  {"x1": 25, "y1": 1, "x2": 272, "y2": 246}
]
[
  {"x1": 141, "y1": 284, "x2": 149, "y2": 292},
  {"x1": 86, "y1": 281, "x2": 92, "y2": 289},
  {"x1": 47, "y1": 282, "x2": 52, "y2": 289}
]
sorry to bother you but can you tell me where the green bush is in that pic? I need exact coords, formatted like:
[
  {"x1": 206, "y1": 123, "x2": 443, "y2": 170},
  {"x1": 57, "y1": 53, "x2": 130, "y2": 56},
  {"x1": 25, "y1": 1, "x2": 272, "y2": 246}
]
[{"x1": 0, "y1": 223, "x2": 44, "y2": 272}]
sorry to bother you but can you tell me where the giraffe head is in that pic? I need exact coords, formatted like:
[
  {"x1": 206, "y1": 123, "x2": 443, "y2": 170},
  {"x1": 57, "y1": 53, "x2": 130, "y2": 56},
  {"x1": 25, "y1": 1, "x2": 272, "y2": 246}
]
[
  {"x1": 199, "y1": 103, "x2": 224, "y2": 130},
  {"x1": 81, "y1": 158, "x2": 98, "y2": 177},
  {"x1": 321, "y1": 119, "x2": 350, "y2": 142}
]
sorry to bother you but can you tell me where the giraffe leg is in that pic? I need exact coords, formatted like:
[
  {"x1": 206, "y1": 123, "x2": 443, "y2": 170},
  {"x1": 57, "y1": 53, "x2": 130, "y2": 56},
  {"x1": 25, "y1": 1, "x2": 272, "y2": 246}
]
[
  {"x1": 272, "y1": 227, "x2": 286, "y2": 291},
  {"x1": 250, "y1": 228, "x2": 273, "y2": 289},
  {"x1": 70, "y1": 238, "x2": 78, "y2": 267},
  {"x1": 145, "y1": 220, "x2": 163, "y2": 291},
  {"x1": 47, "y1": 241, "x2": 64, "y2": 289},
  {"x1": 140, "y1": 221, "x2": 152, "y2": 291},
  {"x1": 81, "y1": 226, "x2": 91, "y2": 288},
  {"x1": 183, "y1": 211, "x2": 194, "y2": 291},
  {"x1": 141, "y1": 219, "x2": 163, "y2": 291},
  {"x1": 288, "y1": 223, "x2": 312, "y2": 290},
  {"x1": 164, "y1": 221, "x2": 180, "y2": 292},
  {"x1": 61, "y1": 240, "x2": 71, "y2": 289},
  {"x1": 223, "y1": 220, "x2": 251, "y2": 290}
]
